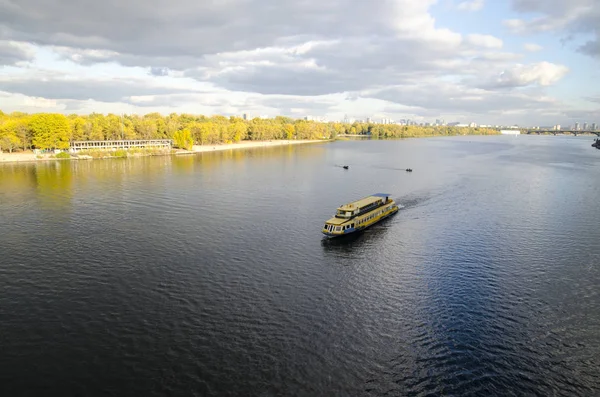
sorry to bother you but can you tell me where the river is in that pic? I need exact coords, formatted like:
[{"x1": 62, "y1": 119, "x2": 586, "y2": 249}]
[{"x1": 1, "y1": 135, "x2": 599, "y2": 396}]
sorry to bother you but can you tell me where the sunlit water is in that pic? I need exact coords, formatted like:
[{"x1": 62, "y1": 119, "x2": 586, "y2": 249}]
[{"x1": 1, "y1": 135, "x2": 599, "y2": 396}]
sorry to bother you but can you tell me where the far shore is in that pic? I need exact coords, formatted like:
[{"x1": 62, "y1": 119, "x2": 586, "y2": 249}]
[
  {"x1": 0, "y1": 139, "x2": 328, "y2": 164},
  {"x1": 189, "y1": 139, "x2": 325, "y2": 153}
]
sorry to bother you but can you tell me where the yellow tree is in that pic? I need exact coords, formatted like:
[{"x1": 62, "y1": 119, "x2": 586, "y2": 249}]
[
  {"x1": 284, "y1": 124, "x2": 295, "y2": 140},
  {"x1": 228, "y1": 121, "x2": 247, "y2": 142},
  {"x1": 105, "y1": 114, "x2": 124, "y2": 140},
  {"x1": 0, "y1": 133, "x2": 21, "y2": 153},
  {"x1": 173, "y1": 128, "x2": 193, "y2": 150},
  {"x1": 68, "y1": 115, "x2": 86, "y2": 141},
  {"x1": 136, "y1": 118, "x2": 158, "y2": 139},
  {"x1": 29, "y1": 113, "x2": 70, "y2": 150}
]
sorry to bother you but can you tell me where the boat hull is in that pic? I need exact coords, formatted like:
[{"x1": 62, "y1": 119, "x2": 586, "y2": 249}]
[{"x1": 322, "y1": 204, "x2": 399, "y2": 238}]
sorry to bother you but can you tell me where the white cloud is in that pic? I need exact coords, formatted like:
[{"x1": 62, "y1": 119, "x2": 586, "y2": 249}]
[
  {"x1": 457, "y1": 0, "x2": 484, "y2": 11},
  {"x1": 0, "y1": 72, "x2": 208, "y2": 103},
  {"x1": 466, "y1": 34, "x2": 503, "y2": 49},
  {"x1": 0, "y1": 0, "x2": 588, "y2": 126},
  {"x1": 0, "y1": 40, "x2": 35, "y2": 65},
  {"x1": 364, "y1": 81, "x2": 562, "y2": 118},
  {"x1": 524, "y1": 43, "x2": 543, "y2": 52},
  {"x1": 506, "y1": 0, "x2": 600, "y2": 58},
  {"x1": 490, "y1": 62, "x2": 569, "y2": 88}
]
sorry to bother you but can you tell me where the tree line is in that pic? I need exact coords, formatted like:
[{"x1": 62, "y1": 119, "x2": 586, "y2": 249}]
[{"x1": 0, "y1": 110, "x2": 499, "y2": 152}]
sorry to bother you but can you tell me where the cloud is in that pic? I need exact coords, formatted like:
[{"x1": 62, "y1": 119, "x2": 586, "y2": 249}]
[
  {"x1": 584, "y1": 96, "x2": 600, "y2": 104},
  {"x1": 524, "y1": 43, "x2": 543, "y2": 52},
  {"x1": 0, "y1": 0, "x2": 589, "y2": 126},
  {"x1": 466, "y1": 34, "x2": 503, "y2": 49},
  {"x1": 0, "y1": 74, "x2": 204, "y2": 103},
  {"x1": 579, "y1": 40, "x2": 600, "y2": 58},
  {"x1": 149, "y1": 67, "x2": 169, "y2": 76},
  {"x1": 457, "y1": 0, "x2": 484, "y2": 12},
  {"x1": 0, "y1": 40, "x2": 34, "y2": 65},
  {"x1": 184, "y1": 31, "x2": 513, "y2": 97},
  {"x1": 505, "y1": 0, "x2": 600, "y2": 58},
  {"x1": 364, "y1": 81, "x2": 562, "y2": 118},
  {"x1": 562, "y1": 108, "x2": 600, "y2": 122},
  {"x1": 0, "y1": 0, "x2": 448, "y2": 67},
  {"x1": 478, "y1": 62, "x2": 569, "y2": 89}
]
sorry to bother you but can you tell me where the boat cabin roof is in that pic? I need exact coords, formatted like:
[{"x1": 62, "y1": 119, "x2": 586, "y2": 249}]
[{"x1": 337, "y1": 193, "x2": 391, "y2": 211}]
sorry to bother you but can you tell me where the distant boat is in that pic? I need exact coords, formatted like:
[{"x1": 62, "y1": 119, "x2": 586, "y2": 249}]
[
  {"x1": 322, "y1": 193, "x2": 399, "y2": 238},
  {"x1": 343, "y1": 165, "x2": 349, "y2": 169}
]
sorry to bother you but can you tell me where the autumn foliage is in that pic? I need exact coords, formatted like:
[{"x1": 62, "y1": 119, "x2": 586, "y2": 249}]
[{"x1": 0, "y1": 110, "x2": 498, "y2": 152}]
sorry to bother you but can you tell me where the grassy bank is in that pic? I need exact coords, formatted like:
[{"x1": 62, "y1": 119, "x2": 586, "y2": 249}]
[{"x1": 0, "y1": 139, "x2": 328, "y2": 164}]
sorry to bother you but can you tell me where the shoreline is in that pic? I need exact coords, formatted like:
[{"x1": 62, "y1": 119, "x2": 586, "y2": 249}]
[
  {"x1": 190, "y1": 139, "x2": 325, "y2": 153},
  {"x1": 0, "y1": 139, "x2": 328, "y2": 164}
]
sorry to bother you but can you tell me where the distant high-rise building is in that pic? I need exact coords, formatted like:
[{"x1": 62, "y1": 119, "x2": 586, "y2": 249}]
[
  {"x1": 583, "y1": 122, "x2": 589, "y2": 131},
  {"x1": 366, "y1": 117, "x2": 372, "y2": 123},
  {"x1": 242, "y1": 113, "x2": 249, "y2": 120},
  {"x1": 592, "y1": 123, "x2": 598, "y2": 131},
  {"x1": 574, "y1": 122, "x2": 580, "y2": 131}
]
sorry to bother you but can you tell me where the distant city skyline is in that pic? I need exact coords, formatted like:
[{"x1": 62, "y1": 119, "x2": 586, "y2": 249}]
[
  {"x1": 0, "y1": 0, "x2": 598, "y2": 126},
  {"x1": 243, "y1": 112, "x2": 599, "y2": 131}
]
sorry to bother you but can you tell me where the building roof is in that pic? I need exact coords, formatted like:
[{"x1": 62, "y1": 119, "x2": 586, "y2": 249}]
[{"x1": 338, "y1": 193, "x2": 390, "y2": 211}]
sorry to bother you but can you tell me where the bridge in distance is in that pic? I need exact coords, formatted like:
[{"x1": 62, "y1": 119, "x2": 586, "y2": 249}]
[{"x1": 521, "y1": 129, "x2": 600, "y2": 137}]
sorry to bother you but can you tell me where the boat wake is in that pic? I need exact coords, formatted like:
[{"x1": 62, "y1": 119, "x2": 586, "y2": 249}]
[{"x1": 393, "y1": 194, "x2": 433, "y2": 211}]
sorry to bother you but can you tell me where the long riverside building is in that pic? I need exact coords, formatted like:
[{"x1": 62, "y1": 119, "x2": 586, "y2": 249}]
[{"x1": 69, "y1": 139, "x2": 173, "y2": 152}]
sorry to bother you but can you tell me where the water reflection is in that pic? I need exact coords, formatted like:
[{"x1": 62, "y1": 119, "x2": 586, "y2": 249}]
[
  {"x1": 320, "y1": 217, "x2": 394, "y2": 254},
  {"x1": 33, "y1": 161, "x2": 73, "y2": 211}
]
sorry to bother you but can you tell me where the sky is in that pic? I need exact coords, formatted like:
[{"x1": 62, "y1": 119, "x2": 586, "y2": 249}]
[{"x1": 0, "y1": 0, "x2": 599, "y2": 127}]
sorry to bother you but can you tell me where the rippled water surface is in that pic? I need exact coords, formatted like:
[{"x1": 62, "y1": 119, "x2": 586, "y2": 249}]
[{"x1": 1, "y1": 136, "x2": 600, "y2": 396}]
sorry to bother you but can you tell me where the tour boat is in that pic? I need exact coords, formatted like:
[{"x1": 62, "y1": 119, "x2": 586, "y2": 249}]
[{"x1": 322, "y1": 193, "x2": 399, "y2": 238}]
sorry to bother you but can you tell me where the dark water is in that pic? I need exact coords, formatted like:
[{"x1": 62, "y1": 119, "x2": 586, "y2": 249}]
[{"x1": 1, "y1": 136, "x2": 599, "y2": 396}]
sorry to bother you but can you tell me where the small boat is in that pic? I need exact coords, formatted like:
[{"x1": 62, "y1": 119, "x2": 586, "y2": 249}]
[
  {"x1": 405, "y1": 168, "x2": 412, "y2": 172},
  {"x1": 322, "y1": 193, "x2": 399, "y2": 238},
  {"x1": 343, "y1": 165, "x2": 349, "y2": 169}
]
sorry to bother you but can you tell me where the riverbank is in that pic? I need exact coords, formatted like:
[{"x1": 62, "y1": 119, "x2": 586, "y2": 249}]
[
  {"x1": 0, "y1": 151, "x2": 37, "y2": 163},
  {"x1": 0, "y1": 139, "x2": 328, "y2": 164},
  {"x1": 189, "y1": 139, "x2": 325, "y2": 153}
]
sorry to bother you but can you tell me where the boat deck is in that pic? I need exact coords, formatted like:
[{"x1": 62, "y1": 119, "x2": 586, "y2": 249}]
[{"x1": 338, "y1": 193, "x2": 391, "y2": 211}]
